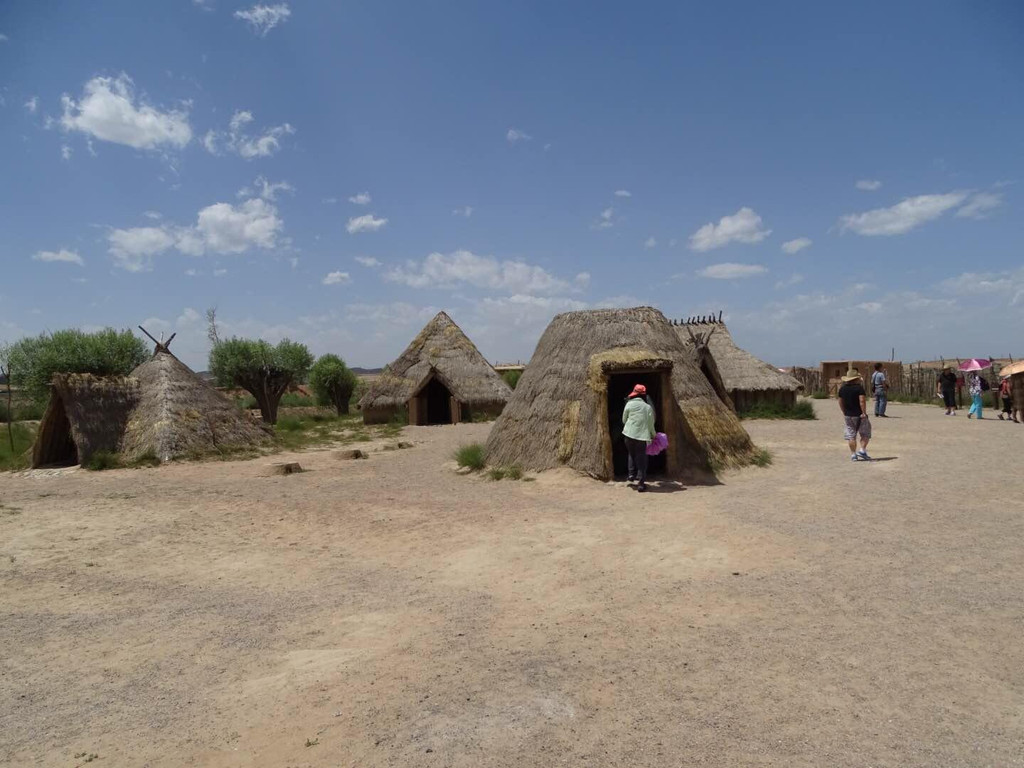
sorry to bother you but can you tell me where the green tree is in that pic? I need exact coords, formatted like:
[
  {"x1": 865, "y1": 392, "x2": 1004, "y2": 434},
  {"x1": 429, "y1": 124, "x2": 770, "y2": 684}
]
[
  {"x1": 0, "y1": 342, "x2": 13, "y2": 453},
  {"x1": 8, "y1": 328, "x2": 149, "y2": 403},
  {"x1": 209, "y1": 337, "x2": 313, "y2": 424},
  {"x1": 309, "y1": 354, "x2": 358, "y2": 415}
]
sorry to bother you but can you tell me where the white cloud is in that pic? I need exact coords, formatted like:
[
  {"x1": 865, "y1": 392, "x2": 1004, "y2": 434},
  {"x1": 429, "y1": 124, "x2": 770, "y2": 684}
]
[
  {"x1": 838, "y1": 192, "x2": 968, "y2": 236},
  {"x1": 594, "y1": 207, "x2": 615, "y2": 230},
  {"x1": 355, "y1": 256, "x2": 381, "y2": 268},
  {"x1": 857, "y1": 302, "x2": 883, "y2": 313},
  {"x1": 143, "y1": 210, "x2": 162, "y2": 220},
  {"x1": 204, "y1": 110, "x2": 295, "y2": 159},
  {"x1": 60, "y1": 74, "x2": 192, "y2": 150},
  {"x1": 385, "y1": 250, "x2": 585, "y2": 295},
  {"x1": 452, "y1": 205, "x2": 473, "y2": 218},
  {"x1": 107, "y1": 196, "x2": 283, "y2": 271},
  {"x1": 506, "y1": 127, "x2": 531, "y2": 144},
  {"x1": 184, "y1": 268, "x2": 198, "y2": 276},
  {"x1": 346, "y1": 214, "x2": 388, "y2": 234},
  {"x1": 0, "y1": 33, "x2": 8, "y2": 42},
  {"x1": 614, "y1": 190, "x2": 632, "y2": 198},
  {"x1": 24, "y1": 96, "x2": 38, "y2": 114},
  {"x1": 348, "y1": 192, "x2": 371, "y2": 205},
  {"x1": 955, "y1": 191, "x2": 1002, "y2": 220},
  {"x1": 193, "y1": 0, "x2": 214, "y2": 10},
  {"x1": 289, "y1": 257, "x2": 299, "y2": 269},
  {"x1": 60, "y1": 144, "x2": 72, "y2": 161},
  {"x1": 234, "y1": 3, "x2": 291, "y2": 36},
  {"x1": 322, "y1": 271, "x2": 352, "y2": 286},
  {"x1": 698, "y1": 263, "x2": 768, "y2": 279},
  {"x1": 774, "y1": 273, "x2": 804, "y2": 289},
  {"x1": 322, "y1": 197, "x2": 338, "y2": 204},
  {"x1": 177, "y1": 307, "x2": 201, "y2": 326},
  {"x1": 781, "y1": 237, "x2": 812, "y2": 254},
  {"x1": 940, "y1": 268, "x2": 1024, "y2": 304},
  {"x1": 213, "y1": 268, "x2": 228, "y2": 277},
  {"x1": 238, "y1": 176, "x2": 294, "y2": 201},
  {"x1": 32, "y1": 249, "x2": 84, "y2": 266},
  {"x1": 855, "y1": 179, "x2": 882, "y2": 191},
  {"x1": 689, "y1": 207, "x2": 771, "y2": 251},
  {"x1": 644, "y1": 236, "x2": 657, "y2": 249}
]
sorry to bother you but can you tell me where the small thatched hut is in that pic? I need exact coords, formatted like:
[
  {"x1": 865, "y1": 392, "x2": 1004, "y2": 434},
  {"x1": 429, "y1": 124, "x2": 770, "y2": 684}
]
[
  {"x1": 32, "y1": 347, "x2": 269, "y2": 467},
  {"x1": 485, "y1": 307, "x2": 754, "y2": 482},
  {"x1": 358, "y1": 311, "x2": 512, "y2": 425},
  {"x1": 674, "y1": 316, "x2": 802, "y2": 412}
]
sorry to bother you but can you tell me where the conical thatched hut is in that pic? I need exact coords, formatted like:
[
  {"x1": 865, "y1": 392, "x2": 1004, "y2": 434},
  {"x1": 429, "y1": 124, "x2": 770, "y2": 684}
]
[
  {"x1": 358, "y1": 311, "x2": 512, "y2": 425},
  {"x1": 485, "y1": 307, "x2": 754, "y2": 482},
  {"x1": 32, "y1": 347, "x2": 269, "y2": 467},
  {"x1": 674, "y1": 315, "x2": 801, "y2": 413}
]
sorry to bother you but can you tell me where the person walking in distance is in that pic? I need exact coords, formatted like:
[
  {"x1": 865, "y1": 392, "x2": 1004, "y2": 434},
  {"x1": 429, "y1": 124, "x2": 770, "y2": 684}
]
[
  {"x1": 838, "y1": 368, "x2": 871, "y2": 461},
  {"x1": 622, "y1": 383, "x2": 656, "y2": 492},
  {"x1": 997, "y1": 375, "x2": 1016, "y2": 422},
  {"x1": 871, "y1": 363, "x2": 888, "y2": 417},
  {"x1": 937, "y1": 365, "x2": 957, "y2": 416},
  {"x1": 967, "y1": 372, "x2": 985, "y2": 419}
]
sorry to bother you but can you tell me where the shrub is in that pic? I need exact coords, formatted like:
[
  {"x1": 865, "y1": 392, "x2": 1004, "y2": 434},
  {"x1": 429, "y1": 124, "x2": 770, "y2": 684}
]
[
  {"x1": 389, "y1": 406, "x2": 408, "y2": 426},
  {"x1": 209, "y1": 337, "x2": 314, "y2": 424},
  {"x1": 505, "y1": 465, "x2": 524, "y2": 480},
  {"x1": 739, "y1": 401, "x2": 816, "y2": 420},
  {"x1": 127, "y1": 450, "x2": 161, "y2": 468},
  {"x1": 501, "y1": 369, "x2": 522, "y2": 389},
  {"x1": 280, "y1": 392, "x2": 316, "y2": 408},
  {"x1": 350, "y1": 377, "x2": 369, "y2": 409},
  {"x1": 84, "y1": 451, "x2": 122, "y2": 471},
  {"x1": 275, "y1": 416, "x2": 304, "y2": 432},
  {"x1": 454, "y1": 443, "x2": 486, "y2": 471},
  {"x1": 751, "y1": 447, "x2": 773, "y2": 468},
  {"x1": 811, "y1": 390, "x2": 829, "y2": 399},
  {"x1": 309, "y1": 354, "x2": 358, "y2": 415},
  {"x1": 486, "y1": 467, "x2": 506, "y2": 481},
  {"x1": 7, "y1": 328, "x2": 148, "y2": 404}
]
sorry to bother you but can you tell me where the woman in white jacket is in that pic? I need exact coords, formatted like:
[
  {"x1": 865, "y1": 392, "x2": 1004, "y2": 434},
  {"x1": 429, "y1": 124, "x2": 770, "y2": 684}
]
[{"x1": 622, "y1": 384, "x2": 656, "y2": 492}]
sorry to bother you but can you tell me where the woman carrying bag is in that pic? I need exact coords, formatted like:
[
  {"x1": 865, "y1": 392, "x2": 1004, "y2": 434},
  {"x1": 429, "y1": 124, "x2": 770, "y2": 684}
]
[{"x1": 622, "y1": 384, "x2": 656, "y2": 492}]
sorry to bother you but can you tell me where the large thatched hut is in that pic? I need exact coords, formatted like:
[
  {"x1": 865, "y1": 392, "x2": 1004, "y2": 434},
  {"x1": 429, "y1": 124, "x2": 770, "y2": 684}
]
[
  {"x1": 485, "y1": 307, "x2": 755, "y2": 483},
  {"x1": 674, "y1": 316, "x2": 802, "y2": 412},
  {"x1": 358, "y1": 311, "x2": 511, "y2": 425},
  {"x1": 32, "y1": 347, "x2": 269, "y2": 467}
]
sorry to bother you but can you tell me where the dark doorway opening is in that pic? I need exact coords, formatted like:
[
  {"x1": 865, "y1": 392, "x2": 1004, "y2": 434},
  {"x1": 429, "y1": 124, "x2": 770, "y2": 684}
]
[
  {"x1": 34, "y1": 396, "x2": 79, "y2": 467},
  {"x1": 607, "y1": 371, "x2": 667, "y2": 478},
  {"x1": 423, "y1": 377, "x2": 453, "y2": 425}
]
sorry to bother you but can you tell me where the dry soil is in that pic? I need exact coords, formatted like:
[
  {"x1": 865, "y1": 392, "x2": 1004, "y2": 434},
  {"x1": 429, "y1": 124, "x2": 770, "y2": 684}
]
[{"x1": 1, "y1": 400, "x2": 1023, "y2": 767}]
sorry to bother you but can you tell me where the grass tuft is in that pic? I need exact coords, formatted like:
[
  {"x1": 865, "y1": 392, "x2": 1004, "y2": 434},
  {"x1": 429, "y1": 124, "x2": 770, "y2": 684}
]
[
  {"x1": 0, "y1": 422, "x2": 35, "y2": 471},
  {"x1": 810, "y1": 390, "x2": 829, "y2": 400},
  {"x1": 740, "y1": 400, "x2": 816, "y2": 420},
  {"x1": 505, "y1": 465, "x2": 524, "y2": 480},
  {"x1": 751, "y1": 447, "x2": 773, "y2": 468},
  {"x1": 486, "y1": 467, "x2": 506, "y2": 481},
  {"x1": 84, "y1": 451, "x2": 122, "y2": 471},
  {"x1": 454, "y1": 443, "x2": 486, "y2": 471},
  {"x1": 127, "y1": 450, "x2": 161, "y2": 468}
]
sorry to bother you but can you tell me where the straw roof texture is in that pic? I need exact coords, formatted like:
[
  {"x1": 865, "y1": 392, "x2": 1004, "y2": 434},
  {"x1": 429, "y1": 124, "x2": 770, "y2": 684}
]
[
  {"x1": 33, "y1": 374, "x2": 139, "y2": 467},
  {"x1": 32, "y1": 350, "x2": 269, "y2": 467},
  {"x1": 120, "y1": 350, "x2": 270, "y2": 461},
  {"x1": 485, "y1": 307, "x2": 754, "y2": 481},
  {"x1": 358, "y1": 311, "x2": 511, "y2": 412},
  {"x1": 675, "y1": 319, "x2": 801, "y2": 394}
]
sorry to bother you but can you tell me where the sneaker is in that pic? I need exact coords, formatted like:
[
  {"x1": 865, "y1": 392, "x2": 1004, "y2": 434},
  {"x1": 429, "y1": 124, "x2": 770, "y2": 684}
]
[
  {"x1": 627, "y1": 476, "x2": 636, "y2": 483},
  {"x1": 850, "y1": 453, "x2": 860, "y2": 462},
  {"x1": 856, "y1": 450, "x2": 871, "y2": 461},
  {"x1": 998, "y1": 414, "x2": 1005, "y2": 421},
  {"x1": 636, "y1": 483, "x2": 647, "y2": 493}
]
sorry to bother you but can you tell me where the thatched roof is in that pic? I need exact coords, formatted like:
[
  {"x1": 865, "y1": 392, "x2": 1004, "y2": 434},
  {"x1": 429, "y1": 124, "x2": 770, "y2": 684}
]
[
  {"x1": 32, "y1": 349, "x2": 269, "y2": 467},
  {"x1": 358, "y1": 311, "x2": 511, "y2": 412},
  {"x1": 674, "y1": 318, "x2": 801, "y2": 394},
  {"x1": 485, "y1": 307, "x2": 754, "y2": 481},
  {"x1": 120, "y1": 349, "x2": 270, "y2": 461}
]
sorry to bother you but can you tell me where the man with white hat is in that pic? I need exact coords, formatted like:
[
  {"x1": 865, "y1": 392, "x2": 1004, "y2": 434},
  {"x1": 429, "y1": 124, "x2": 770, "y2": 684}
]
[{"x1": 838, "y1": 368, "x2": 871, "y2": 461}]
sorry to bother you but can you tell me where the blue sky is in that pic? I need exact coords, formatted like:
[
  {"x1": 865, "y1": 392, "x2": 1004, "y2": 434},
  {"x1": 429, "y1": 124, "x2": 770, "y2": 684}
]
[{"x1": 2, "y1": 1, "x2": 1022, "y2": 370}]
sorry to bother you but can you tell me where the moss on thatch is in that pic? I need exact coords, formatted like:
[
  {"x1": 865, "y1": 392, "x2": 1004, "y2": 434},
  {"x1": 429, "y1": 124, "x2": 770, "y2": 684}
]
[
  {"x1": 357, "y1": 311, "x2": 511, "y2": 423},
  {"x1": 485, "y1": 307, "x2": 754, "y2": 482},
  {"x1": 32, "y1": 350, "x2": 269, "y2": 468},
  {"x1": 675, "y1": 318, "x2": 800, "y2": 412}
]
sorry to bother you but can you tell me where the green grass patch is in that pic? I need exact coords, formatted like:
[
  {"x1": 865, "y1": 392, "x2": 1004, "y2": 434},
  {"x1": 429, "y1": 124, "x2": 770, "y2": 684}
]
[
  {"x1": 84, "y1": 451, "x2": 122, "y2": 471},
  {"x1": 0, "y1": 422, "x2": 36, "y2": 471},
  {"x1": 486, "y1": 467, "x2": 507, "y2": 481},
  {"x1": 0, "y1": 399, "x2": 46, "y2": 422},
  {"x1": 751, "y1": 447, "x2": 773, "y2": 468},
  {"x1": 501, "y1": 369, "x2": 522, "y2": 389},
  {"x1": 810, "y1": 390, "x2": 829, "y2": 400},
  {"x1": 454, "y1": 443, "x2": 486, "y2": 471},
  {"x1": 486, "y1": 464, "x2": 526, "y2": 481},
  {"x1": 280, "y1": 392, "x2": 316, "y2": 408},
  {"x1": 740, "y1": 400, "x2": 816, "y2": 420},
  {"x1": 126, "y1": 450, "x2": 161, "y2": 468},
  {"x1": 505, "y1": 465, "x2": 524, "y2": 480}
]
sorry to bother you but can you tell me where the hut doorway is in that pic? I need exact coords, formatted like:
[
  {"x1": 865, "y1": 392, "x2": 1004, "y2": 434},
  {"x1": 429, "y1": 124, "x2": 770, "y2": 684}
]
[
  {"x1": 606, "y1": 370, "x2": 668, "y2": 478},
  {"x1": 33, "y1": 395, "x2": 78, "y2": 467},
  {"x1": 409, "y1": 375, "x2": 459, "y2": 425}
]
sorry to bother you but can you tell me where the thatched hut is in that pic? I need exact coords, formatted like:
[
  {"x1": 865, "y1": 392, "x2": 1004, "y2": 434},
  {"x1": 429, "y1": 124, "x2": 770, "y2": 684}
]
[
  {"x1": 32, "y1": 347, "x2": 269, "y2": 467},
  {"x1": 358, "y1": 311, "x2": 512, "y2": 425},
  {"x1": 485, "y1": 307, "x2": 754, "y2": 483},
  {"x1": 674, "y1": 316, "x2": 802, "y2": 412}
]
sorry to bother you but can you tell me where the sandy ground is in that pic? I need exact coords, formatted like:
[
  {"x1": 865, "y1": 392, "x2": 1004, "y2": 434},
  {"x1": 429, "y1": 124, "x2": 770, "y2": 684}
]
[{"x1": 1, "y1": 400, "x2": 1023, "y2": 768}]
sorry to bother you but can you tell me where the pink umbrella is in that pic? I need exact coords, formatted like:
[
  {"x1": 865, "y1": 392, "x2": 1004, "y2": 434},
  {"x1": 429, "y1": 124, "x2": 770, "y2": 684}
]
[{"x1": 958, "y1": 358, "x2": 992, "y2": 372}]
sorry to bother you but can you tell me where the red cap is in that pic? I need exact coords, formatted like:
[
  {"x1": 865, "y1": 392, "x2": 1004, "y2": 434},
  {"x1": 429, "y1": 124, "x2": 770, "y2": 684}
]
[{"x1": 629, "y1": 384, "x2": 647, "y2": 398}]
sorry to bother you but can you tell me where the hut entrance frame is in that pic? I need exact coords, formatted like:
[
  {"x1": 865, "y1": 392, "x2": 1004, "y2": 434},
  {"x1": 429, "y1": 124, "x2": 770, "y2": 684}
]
[
  {"x1": 408, "y1": 370, "x2": 464, "y2": 425},
  {"x1": 33, "y1": 392, "x2": 78, "y2": 467},
  {"x1": 604, "y1": 365, "x2": 673, "y2": 479}
]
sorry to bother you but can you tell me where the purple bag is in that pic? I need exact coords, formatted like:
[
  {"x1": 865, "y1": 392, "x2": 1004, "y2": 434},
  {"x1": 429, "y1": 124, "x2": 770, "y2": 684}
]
[{"x1": 646, "y1": 432, "x2": 669, "y2": 456}]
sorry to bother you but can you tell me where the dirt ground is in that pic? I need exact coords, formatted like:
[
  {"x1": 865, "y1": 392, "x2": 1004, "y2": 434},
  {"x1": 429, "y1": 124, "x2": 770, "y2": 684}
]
[{"x1": 2, "y1": 400, "x2": 1023, "y2": 768}]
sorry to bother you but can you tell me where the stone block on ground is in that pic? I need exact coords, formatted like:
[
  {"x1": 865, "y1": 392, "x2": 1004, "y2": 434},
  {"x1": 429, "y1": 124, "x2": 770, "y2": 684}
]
[
  {"x1": 335, "y1": 449, "x2": 368, "y2": 460},
  {"x1": 264, "y1": 462, "x2": 303, "y2": 475}
]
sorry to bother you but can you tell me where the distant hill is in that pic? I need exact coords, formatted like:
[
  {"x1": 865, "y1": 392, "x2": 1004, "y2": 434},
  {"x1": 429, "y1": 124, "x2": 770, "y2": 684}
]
[{"x1": 351, "y1": 367, "x2": 383, "y2": 375}]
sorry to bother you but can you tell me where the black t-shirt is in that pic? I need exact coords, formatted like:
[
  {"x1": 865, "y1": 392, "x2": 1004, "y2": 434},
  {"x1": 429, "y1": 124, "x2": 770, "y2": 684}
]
[
  {"x1": 938, "y1": 370, "x2": 957, "y2": 391},
  {"x1": 838, "y1": 381, "x2": 866, "y2": 417}
]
